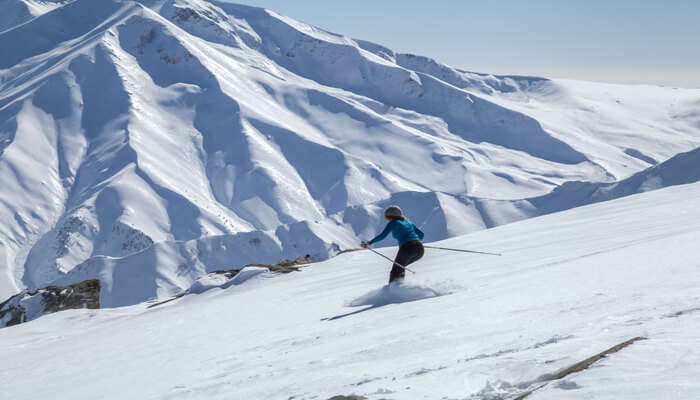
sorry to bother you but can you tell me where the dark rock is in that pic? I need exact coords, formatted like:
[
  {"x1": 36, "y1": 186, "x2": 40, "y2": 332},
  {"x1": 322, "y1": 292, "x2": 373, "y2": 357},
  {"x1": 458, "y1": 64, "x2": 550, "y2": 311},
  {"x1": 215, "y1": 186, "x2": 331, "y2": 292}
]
[
  {"x1": 327, "y1": 396, "x2": 367, "y2": 400},
  {"x1": 278, "y1": 259, "x2": 296, "y2": 267},
  {"x1": 213, "y1": 268, "x2": 241, "y2": 279},
  {"x1": 267, "y1": 264, "x2": 300, "y2": 273},
  {"x1": 0, "y1": 279, "x2": 100, "y2": 328},
  {"x1": 243, "y1": 263, "x2": 300, "y2": 274}
]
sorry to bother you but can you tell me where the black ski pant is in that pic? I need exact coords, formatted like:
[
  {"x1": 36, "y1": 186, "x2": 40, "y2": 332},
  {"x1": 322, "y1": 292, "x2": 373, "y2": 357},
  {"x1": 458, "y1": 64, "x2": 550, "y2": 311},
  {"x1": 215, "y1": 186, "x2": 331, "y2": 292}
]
[{"x1": 390, "y1": 240, "x2": 424, "y2": 283}]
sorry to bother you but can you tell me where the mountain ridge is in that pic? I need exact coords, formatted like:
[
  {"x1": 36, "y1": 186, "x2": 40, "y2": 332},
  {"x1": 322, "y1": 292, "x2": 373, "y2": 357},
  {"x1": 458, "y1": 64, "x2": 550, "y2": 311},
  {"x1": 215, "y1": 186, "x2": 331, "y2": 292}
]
[{"x1": 1, "y1": 0, "x2": 699, "y2": 301}]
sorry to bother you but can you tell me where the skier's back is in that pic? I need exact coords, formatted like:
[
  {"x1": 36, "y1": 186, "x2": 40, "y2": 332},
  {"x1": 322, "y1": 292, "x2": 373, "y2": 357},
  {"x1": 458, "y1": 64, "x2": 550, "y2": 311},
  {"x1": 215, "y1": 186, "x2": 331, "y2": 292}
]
[{"x1": 362, "y1": 206, "x2": 424, "y2": 283}]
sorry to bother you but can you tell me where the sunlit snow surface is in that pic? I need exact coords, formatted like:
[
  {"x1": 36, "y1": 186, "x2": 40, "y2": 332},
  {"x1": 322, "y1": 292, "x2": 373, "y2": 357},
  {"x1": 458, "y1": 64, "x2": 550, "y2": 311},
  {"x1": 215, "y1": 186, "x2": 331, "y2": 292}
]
[
  {"x1": 1, "y1": 183, "x2": 699, "y2": 399},
  {"x1": 1, "y1": 0, "x2": 700, "y2": 304}
]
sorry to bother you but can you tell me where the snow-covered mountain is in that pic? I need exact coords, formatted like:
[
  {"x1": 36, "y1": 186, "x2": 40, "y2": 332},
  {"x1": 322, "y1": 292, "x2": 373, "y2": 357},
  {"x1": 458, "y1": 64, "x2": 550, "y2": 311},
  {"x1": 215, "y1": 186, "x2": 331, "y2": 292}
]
[
  {"x1": 524, "y1": 146, "x2": 700, "y2": 216},
  {"x1": 1, "y1": 0, "x2": 700, "y2": 302},
  {"x1": 0, "y1": 0, "x2": 67, "y2": 31},
  {"x1": 3, "y1": 180, "x2": 700, "y2": 399},
  {"x1": 48, "y1": 145, "x2": 700, "y2": 308}
]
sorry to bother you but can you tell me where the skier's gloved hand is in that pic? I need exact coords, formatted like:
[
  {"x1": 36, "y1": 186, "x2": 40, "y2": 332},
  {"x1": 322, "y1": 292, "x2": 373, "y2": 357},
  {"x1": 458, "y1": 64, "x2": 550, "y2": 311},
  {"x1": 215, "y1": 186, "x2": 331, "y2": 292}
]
[{"x1": 361, "y1": 241, "x2": 370, "y2": 248}]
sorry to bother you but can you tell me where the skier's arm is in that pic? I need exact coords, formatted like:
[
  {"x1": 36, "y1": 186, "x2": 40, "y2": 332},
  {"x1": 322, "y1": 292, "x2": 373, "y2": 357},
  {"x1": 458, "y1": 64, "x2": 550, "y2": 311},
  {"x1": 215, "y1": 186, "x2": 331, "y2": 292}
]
[
  {"x1": 413, "y1": 224, "x2": 425, "y2": 240},
  {"x1": 368, "y1": 221, "x2": 393, "y2": 245}
]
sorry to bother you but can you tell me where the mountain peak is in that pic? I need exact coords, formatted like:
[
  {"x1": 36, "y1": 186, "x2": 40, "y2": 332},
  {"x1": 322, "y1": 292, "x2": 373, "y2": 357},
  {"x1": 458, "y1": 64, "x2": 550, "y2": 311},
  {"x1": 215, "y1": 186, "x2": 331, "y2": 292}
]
[{"x1": 1, "y1": 0, "x2": 699, "y2": 301}]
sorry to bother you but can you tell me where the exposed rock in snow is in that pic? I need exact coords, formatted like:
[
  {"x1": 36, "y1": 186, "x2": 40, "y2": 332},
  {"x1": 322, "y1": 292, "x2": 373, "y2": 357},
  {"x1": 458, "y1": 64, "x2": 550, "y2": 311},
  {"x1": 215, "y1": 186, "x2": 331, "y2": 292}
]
[{"x1": 0, "y1": 279, "x2": 100, "y2": 327}]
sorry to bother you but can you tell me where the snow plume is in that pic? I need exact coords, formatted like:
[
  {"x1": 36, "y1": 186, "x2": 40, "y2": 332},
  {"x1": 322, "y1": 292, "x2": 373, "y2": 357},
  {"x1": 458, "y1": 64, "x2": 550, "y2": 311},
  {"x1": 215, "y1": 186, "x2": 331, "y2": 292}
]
[{"x1": 347, "y1": 282, "x2": 452, "y2": 308}]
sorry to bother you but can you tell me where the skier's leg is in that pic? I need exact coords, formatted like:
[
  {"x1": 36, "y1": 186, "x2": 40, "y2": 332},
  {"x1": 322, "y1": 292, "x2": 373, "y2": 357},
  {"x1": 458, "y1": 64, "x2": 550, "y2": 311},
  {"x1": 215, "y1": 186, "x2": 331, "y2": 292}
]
[
  {"x1": 390, "y1": 244, "x2": 411, "y2": 283},
  {"x1": 406, "y1": 241, "x2": 424, "y2": 265},
  {"x1": 389, "y1": 263, "x2": 405, "y2": 283},
  {"x1": 389, "y1": 241, "x2": 425, "y2": 283},
  {"x1": 400, "y1": 241, "x2": 424, "y2": 266}
]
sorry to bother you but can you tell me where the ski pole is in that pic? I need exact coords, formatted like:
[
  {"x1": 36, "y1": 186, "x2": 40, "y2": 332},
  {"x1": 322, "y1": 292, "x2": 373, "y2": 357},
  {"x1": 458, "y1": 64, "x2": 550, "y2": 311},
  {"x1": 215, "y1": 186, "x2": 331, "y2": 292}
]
[
  {"x1": 423, "y1": 245, "x2": 501, "y2": 256},
  {"x1": 365, "y1": 247, "x2": 416, "y2": 274}
]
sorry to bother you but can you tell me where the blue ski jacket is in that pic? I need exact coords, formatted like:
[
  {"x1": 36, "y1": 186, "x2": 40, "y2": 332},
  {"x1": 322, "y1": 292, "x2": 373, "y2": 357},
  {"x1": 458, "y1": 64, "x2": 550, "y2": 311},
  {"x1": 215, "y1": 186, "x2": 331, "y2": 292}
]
[{"x1": 369, "y1": 219, "x2": 424, "y2": 246}]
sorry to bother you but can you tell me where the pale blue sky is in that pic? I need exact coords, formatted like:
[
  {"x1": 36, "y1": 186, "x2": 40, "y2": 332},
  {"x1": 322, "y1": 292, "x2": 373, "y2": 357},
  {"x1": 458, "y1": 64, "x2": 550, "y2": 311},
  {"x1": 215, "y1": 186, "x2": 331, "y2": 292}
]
[{"x1": 226, "y1": 0, "x2": 700, "y2": 88}]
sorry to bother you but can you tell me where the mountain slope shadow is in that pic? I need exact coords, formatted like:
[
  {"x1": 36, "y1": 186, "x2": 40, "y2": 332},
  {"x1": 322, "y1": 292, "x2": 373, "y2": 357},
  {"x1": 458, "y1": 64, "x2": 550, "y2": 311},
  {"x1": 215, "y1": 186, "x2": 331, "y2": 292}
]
[{"x1": 323, "y1": 283, "x2": 450, "y2": 321}]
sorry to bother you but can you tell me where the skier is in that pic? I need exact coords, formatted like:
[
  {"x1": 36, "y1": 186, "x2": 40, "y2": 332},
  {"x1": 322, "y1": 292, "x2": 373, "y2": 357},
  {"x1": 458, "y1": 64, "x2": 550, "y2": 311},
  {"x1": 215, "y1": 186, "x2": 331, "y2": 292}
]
[{"x1": 361, "y1": 205, "x2": 425, "y2": 283}]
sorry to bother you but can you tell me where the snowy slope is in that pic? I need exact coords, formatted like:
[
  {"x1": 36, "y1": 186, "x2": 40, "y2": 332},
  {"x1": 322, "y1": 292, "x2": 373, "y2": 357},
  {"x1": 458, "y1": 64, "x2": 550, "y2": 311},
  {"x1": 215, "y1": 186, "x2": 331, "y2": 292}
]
[
  {"x1": 45, "y1": 144, "x2": 700, "y2": 309},
  {"x1": 526, "y1": 146, "x2": 700, "y2": 216},
  {"x1": 1, "y1": 182, "x2": 699, "y2": 399},
  {"x1": 1, "y1": 0, "x2": 700, "y2": 301},
  {"x1": 0, "y1": 0, "x2": 68, "y2": 32},
  {"x1": 472, "y1": 145, "x2": 700, "y2": 226}
]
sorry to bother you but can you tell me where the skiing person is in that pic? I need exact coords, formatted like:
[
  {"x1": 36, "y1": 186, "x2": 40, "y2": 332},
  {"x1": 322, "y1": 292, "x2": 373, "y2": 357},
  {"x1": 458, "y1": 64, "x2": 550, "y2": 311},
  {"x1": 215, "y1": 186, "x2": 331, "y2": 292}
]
[{"x1": 361, "y1": 205, "x2": 425, "y2": 283}]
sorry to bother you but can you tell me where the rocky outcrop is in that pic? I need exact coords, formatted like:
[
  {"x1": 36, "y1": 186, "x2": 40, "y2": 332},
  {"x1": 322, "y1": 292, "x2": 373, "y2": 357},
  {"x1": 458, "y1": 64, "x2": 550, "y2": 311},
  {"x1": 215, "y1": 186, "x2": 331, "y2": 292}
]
[
  {"x1": 244, "y1": 255, "x2": 316, "y2": 274},
  {"x1": 0, "y1": 279, "x2": 100, "y2": 328},
  {"x1": 211, "y1": 268, "x2": 241, "y2": 279},
  {"x1": 244, "y1": 262, "x2": 301, "y2": 274}
]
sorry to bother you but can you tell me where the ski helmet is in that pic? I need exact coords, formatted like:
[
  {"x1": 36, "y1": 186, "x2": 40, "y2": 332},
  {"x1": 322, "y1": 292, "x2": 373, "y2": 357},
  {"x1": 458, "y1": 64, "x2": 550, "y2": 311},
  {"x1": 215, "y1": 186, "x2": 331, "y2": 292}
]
[{"x1": 384, "y1": 205, "x2": 403, "y2": 218}]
